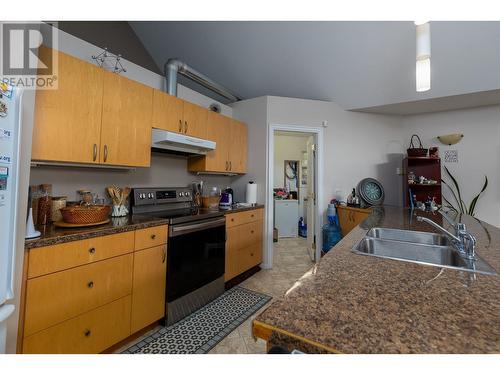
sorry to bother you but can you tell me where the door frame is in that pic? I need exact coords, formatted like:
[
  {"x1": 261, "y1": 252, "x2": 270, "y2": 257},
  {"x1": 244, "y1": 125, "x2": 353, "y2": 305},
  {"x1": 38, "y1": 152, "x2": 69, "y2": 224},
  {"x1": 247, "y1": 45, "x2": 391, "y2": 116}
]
[{"x1": 264, "y1": 123, "x2": 324, "y2": 269}]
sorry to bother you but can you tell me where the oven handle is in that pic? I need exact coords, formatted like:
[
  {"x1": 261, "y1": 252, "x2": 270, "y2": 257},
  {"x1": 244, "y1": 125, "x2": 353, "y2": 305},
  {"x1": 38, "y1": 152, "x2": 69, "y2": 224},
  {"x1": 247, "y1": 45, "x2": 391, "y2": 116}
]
[{"x1": 169, "y1": 217, "x2": 226, "y2": 237}]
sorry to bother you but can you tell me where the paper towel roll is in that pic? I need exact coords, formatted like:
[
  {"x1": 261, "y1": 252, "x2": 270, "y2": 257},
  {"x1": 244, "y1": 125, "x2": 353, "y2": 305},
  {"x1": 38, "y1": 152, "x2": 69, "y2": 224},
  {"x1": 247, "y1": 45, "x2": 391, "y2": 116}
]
[{"x1": 245, "y1": 182, "x2": 257, "y2": 204}]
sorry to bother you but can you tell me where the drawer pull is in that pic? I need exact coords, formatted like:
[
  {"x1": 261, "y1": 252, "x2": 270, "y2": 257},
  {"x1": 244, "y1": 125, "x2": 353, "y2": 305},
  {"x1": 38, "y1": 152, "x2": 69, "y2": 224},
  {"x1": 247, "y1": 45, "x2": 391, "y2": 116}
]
[
  {"x1": 84, "y1": 329, "x2": 91, "y2": 337},
  {"x1": 231, "y1": 218, "x2": 234, "y2": 222},
  {"x1": 151, "y1": 234, "x2": 156, "y2": 240},
  {"x1": 87, "y1": 281, "x2": 94, "y2": 289},
  {"x1": 88, "y1": 247, "x2": 96, "y2": 254},
  {"x1": 250, "y1": 253, "x2": 254, "y2": 257},
  {"x1": 250, "y1": 230, "x2": 254, "y2": 234},
  {"x1": 251, "y1": 214, "x2": 254, "y2": 218}
]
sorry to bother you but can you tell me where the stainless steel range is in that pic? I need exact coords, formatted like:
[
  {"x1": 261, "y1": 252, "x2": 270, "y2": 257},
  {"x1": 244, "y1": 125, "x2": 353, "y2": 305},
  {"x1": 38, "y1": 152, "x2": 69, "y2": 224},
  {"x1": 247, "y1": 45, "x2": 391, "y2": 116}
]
[{"x1": 131, "y1": 187, "x2": 226, "y2": 326}]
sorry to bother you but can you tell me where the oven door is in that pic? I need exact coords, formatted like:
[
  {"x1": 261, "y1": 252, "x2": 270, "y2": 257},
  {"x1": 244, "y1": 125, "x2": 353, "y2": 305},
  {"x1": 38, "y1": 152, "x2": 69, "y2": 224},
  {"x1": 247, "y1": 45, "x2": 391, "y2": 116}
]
[{"x1": 167, "y1": 216, "x2": 226, "y2": 302}]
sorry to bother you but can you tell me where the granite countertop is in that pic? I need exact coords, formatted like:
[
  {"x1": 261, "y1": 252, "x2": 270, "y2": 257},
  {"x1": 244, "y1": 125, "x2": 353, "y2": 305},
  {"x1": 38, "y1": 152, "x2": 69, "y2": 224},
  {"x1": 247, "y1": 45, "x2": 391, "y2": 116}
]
[
  {"x1": 25, "y1": 204, "x2": 265, "y2": 250},
  {"x1": 254, "y1": 206, "x2": 500, "y2": 353},
  {"x1": 25, "y1": 215, "x2": 170, "y2": 250}
]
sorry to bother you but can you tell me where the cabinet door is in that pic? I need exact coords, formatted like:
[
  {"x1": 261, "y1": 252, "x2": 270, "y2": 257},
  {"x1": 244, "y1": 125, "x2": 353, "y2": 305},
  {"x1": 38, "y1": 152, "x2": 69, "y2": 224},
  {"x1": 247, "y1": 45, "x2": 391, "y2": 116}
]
[
  {"x1": 203, "y1": 111, "x2": 231, "y2": 172},
  {"x1": 32, "y1": 47, "x2": 103, "y2": 164},
  {"x1": 337, "y1": 207, "x2": 353, "y2": 237},
  {"x1": 152, "y1": 89, "x2": 184, "y2": 133},
  {"x1": 182, "y1": 101, "x2": 208, "y2": 139},
  {"x1": 225, "y1": 227, "x2": 239, "y2": 282},
  {"x1": 100, "y1": 71, "x2": 153, "y2": 167},
  {"x1": 229, "y1": 120, "x2": 247, "y2": 173},
  {"x1": 131, "y1": 246, "x2": 167, "y2": 333},
  {"x1": 352, "y1": 211, "x2": 369, "y2": 227}
]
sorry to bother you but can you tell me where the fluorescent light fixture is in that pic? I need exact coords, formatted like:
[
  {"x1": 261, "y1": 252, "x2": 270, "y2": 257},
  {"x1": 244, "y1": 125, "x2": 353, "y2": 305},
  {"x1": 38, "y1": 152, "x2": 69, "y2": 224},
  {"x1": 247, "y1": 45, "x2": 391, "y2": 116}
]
[
  {"x1": 415, "y1": 22, "x2": 431, "y2": 92},
  {"x1": 416, "y1": 57, "x2": 431, "y2": 92}
]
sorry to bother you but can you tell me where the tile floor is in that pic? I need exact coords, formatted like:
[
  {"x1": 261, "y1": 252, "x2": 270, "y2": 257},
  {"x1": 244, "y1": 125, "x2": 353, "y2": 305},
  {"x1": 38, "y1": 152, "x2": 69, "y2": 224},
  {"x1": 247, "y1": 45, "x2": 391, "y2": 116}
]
[
  {"x1": 117, "y1": 237, "x2": 314, "y2": 354},
  {"x1": 209, "y1": 236, "x2": 314, "y2": 354}
]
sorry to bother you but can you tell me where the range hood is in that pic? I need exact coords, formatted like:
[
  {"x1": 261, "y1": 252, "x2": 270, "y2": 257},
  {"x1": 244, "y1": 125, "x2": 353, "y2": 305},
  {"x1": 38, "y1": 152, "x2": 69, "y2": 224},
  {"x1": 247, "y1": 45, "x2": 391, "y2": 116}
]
[{"x1": 151, "y1": 128, "x2": 216, "y2": 156}]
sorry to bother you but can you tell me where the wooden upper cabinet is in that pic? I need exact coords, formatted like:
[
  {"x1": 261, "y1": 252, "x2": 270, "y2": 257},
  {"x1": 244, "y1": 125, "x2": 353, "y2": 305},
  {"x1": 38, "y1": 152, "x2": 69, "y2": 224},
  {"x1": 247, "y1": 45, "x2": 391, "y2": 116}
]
[
  {"x1": 229, "y1": 119, "x2": 247, "y2": 173},
  {"x1": 100, "y1": 71, "x2": 153, "y2": 167},
  {"x1": 32, "y1": 47, "x2": 104, "y2": 164},
  {"x1": 188, "y1": 111, "x2": 231, "y2": 173},
  {"x1": 152, "y1": 89, "x2": 184, "y2": 133},
  {"x1": 187, "y1": 113, "x2": 248, "y2": 174},
  {"x1": 182, "y1": 101, "x2": 208, "y2": 139}
]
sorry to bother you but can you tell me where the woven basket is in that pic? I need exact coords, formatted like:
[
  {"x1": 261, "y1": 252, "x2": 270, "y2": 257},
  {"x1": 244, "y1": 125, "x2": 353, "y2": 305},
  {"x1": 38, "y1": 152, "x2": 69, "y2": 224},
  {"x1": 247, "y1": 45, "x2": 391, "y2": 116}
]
[
  {"x1": 407, "y1": 134, "x2": 428, "y2": 157},
  {"x1": 60, "y1": 205, "x2": 111, "y2": 224}
]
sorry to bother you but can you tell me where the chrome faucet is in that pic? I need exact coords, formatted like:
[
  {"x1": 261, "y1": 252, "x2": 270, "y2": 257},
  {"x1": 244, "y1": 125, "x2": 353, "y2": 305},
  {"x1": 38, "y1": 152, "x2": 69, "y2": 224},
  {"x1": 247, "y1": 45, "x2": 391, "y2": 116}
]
[{"x1": 416, "y1": 213, "x2": 477, "y2": 260}]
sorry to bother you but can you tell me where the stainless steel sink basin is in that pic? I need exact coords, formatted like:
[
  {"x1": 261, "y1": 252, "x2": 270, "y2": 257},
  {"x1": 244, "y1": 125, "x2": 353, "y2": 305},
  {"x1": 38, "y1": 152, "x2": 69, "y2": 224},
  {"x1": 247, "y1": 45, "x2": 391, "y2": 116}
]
[
  {"x1": 353, "y1": 236, "x2": 497, "y2": 276},
  {"x1": 366, "y1": 227, "x2": 452, "y2": 246}
]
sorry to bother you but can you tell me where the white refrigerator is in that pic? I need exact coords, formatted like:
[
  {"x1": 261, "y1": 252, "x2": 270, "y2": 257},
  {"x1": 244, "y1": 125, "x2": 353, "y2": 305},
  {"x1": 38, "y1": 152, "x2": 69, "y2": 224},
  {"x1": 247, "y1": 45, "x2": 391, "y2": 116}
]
[{"x1": 0, "y1": 84, "x2": 29, "y2": 353}]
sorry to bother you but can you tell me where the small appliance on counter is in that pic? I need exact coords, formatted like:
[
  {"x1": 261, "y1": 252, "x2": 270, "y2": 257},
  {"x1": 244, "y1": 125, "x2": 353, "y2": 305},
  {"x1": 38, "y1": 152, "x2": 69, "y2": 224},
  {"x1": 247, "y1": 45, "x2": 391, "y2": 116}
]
[{"x1": 219, "y1": 187, "x2": 234, "y2": 208}]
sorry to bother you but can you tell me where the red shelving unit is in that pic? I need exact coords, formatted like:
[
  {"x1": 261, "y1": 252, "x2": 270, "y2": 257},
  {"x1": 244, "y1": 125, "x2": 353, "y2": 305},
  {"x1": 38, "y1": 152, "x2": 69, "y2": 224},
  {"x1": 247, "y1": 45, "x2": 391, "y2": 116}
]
[{"x1": 403, "y1": 157, "x2": 442, "y2": 207}]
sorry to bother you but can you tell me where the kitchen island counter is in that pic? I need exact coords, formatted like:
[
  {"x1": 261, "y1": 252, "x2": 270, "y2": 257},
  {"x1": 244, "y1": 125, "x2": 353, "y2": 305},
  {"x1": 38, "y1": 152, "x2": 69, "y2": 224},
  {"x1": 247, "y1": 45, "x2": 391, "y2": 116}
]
[{"x1": 252, "y1": 206, "x2": 500, "y2": 353}]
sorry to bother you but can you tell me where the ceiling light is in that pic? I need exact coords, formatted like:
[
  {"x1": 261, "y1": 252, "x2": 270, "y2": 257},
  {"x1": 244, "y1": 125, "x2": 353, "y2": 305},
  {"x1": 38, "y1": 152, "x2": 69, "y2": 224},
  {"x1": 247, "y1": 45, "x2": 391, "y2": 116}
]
[{"x1": 415, "y1": 22, "x2": 431, "y2": 92}]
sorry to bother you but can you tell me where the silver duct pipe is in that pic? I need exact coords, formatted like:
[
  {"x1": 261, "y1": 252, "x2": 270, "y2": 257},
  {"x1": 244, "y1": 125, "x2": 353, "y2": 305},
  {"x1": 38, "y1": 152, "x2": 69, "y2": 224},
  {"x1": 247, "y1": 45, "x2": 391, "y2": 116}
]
[{"x1": 164, "y1": 58, "x2": 242, "y2": 102}]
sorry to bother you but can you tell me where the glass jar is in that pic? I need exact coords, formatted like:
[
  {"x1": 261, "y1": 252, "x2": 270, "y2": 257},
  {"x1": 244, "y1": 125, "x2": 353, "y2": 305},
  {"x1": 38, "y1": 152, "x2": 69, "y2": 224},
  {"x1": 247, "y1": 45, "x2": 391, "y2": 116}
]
[
  {"x1": 37, "y1": 184, "x2": 52, "y2": 225},
  {"x1": 201, "y1": 185, "x2": 221, "y2": 209}
]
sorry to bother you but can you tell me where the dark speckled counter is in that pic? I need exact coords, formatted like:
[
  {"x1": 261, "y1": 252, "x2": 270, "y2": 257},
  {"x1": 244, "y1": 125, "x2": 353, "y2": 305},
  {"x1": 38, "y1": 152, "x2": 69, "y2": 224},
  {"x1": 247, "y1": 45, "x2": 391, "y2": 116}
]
[
  {"x1": 25, "y1": 204, "x2": 264, "y2": 250},
  {"x1": 253, "y1": 206, "x2": 500, "y2": 353}
]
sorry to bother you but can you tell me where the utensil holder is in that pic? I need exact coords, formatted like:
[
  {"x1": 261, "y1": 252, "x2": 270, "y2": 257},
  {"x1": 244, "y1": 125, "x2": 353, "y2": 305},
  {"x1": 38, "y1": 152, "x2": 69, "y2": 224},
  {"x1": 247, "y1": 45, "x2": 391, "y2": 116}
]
[{"x1": 111, "y1": 204, "x2": 129, "y2": 217}]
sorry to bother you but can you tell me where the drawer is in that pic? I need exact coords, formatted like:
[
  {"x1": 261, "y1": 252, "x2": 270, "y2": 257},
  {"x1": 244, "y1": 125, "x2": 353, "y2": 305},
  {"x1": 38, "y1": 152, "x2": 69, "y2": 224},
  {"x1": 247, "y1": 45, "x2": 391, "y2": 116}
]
[
  {"x1": 226, "y1": 208, "x2": 263, "y2": 228},
  {"x1": 24, "y1": 254, "x2": 133, "y2": 336},
  {"x1": 227, "y1": 221, "x2": 263, "y2": 252},
  {"x1": 237, "y1": 243, "x2": 263, "y2": 274},
  {"x1": 23, "y1": 295, "x2": 131, "y2": 354},
  {"x1": 28, "y1": 231, "x2": 134, "y2": 278},
  {"x1": 134, "y1": 225, "x2": 168, "y2": 251}
]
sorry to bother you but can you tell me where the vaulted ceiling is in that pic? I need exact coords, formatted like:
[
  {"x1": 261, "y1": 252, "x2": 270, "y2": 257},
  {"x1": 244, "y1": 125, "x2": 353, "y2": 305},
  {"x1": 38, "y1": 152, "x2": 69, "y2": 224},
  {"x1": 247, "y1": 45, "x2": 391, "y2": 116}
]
[{"x1": 128, "y1": 21, "x2": 500, "y2": 114}]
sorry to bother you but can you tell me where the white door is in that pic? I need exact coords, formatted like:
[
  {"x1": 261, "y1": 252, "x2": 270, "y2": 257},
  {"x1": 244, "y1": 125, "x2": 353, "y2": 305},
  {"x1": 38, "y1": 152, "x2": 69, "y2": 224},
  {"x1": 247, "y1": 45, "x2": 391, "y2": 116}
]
[{"x1": 306, "y1": 136, "x2": 316, "y2": 261}]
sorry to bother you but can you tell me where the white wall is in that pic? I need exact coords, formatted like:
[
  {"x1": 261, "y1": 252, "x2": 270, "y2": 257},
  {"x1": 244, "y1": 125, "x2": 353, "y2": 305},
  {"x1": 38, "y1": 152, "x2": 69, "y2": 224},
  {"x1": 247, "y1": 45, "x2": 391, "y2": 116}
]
[
  {"x1": 401, "y1": 105, "x2": 500, "y2": 226},
  {"x1": 30, "y1": 24, "x2": 234, "y2": 201},
  {"x1": 230, "y1": 96, "x2": 268, "y2": 203},
  {"x1": 267, "y1": 96, "x2": 405, "y2": 213}
]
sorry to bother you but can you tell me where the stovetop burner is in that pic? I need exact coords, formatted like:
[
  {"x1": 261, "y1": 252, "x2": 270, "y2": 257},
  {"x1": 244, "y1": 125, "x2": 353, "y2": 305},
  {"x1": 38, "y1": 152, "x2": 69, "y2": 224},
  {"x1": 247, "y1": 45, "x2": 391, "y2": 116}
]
[{"x1": 130, "y1": 187, "x2": 224, "y2": 224}]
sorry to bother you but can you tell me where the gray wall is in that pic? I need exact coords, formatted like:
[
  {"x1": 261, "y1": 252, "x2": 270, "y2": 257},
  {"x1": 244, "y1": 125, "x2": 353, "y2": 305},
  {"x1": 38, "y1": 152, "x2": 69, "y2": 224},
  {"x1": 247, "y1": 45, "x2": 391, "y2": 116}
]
[{"x1": 52, "y1": 21, "x2": 161, "y2": 74}]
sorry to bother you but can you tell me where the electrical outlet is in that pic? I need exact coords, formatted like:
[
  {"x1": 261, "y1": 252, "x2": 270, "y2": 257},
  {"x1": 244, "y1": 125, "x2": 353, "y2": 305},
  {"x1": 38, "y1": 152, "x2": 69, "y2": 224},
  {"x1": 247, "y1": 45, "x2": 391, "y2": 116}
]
[{"x1": 396, "y1": 167, "x2": 403, "y2": 175}]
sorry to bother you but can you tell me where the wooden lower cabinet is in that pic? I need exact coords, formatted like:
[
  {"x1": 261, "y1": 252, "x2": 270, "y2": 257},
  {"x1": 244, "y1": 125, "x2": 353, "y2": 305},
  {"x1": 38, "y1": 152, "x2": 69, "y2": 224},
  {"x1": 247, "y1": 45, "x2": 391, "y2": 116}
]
[
  {"x1": 225, "y1": 209, "x2": 264, "y2": 281},
  {"x1": 21, "y1": 225, "x2": 169, "y2": 353},
  {"x1": 23, "y1": 296, "x2": 132, "y2": 354},
  {"x1": 24, "y1": 254, "x2": 133, "y2": 337},
  {"x1": 131, "y1": 245, "x2": 167, "y2": 334},
  {"x1": 336, "y1": 206, "x2": 371, "y2": 237}
]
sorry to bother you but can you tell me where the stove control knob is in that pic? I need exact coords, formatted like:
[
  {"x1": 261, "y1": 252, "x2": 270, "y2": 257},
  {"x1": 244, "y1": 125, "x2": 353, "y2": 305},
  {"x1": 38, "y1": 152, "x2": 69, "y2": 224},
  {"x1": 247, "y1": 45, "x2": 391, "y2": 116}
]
[
  {"x1": 186, "y1": 191, "x2": 190, "y2": 197},
  {"x1": 179, "y1": 192, "x2": 184, "y2": 197},
  {"x1": 139, "y1": 193, "x2": 145, "y2": 199},
  {"x1": 148, "y1": 193, "x2": 154, "y2": 199}
]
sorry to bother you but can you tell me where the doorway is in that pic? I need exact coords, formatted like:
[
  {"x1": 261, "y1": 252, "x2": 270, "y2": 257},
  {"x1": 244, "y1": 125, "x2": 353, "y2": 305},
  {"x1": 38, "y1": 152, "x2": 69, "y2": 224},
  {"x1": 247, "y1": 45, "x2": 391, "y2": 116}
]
[{"x1": 265, "y1": 124, "x2": 324, "y2": 269}]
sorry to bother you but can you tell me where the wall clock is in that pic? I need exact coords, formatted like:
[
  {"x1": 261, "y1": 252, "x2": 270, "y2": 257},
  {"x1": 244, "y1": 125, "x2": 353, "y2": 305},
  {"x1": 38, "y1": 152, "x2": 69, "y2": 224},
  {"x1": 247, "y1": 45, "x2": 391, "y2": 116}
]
[{"x1": 357, "y1": 178, "x2": 385, "y2": 207}]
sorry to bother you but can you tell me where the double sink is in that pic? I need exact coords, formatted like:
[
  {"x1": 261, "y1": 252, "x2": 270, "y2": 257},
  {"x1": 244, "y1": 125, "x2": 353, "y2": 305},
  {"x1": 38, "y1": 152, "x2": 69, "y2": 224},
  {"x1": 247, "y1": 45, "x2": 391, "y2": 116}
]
[{"x1": 353, "y1": 228, "x2": 497, "y2": 275}]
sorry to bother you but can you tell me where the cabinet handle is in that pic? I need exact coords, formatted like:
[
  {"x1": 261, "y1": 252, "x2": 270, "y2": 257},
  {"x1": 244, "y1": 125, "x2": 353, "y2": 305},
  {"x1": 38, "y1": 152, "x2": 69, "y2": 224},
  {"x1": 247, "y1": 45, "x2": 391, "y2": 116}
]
[
  {"x1": 250, "y1": 253, "x2": 254, "y2": 257},
  {"x1": 229, "y1": 161, "x2": 232, "y2": 171},
  {"x1": 179, "y1": 120, "x2": 182, "y2": 132},
  {"x1": 84, "y1": 329, "x2": 91, "y2": 337},
  {"x1": 87, "y1": 281, "x2": 94, "y2": 289},
  {"x1": 231, "y1": 218, "x2": 234, "y2": 222},
  {"x1": 250, "y1": 230, "x2": 254, "y2": 234},
  {"x1": 151, "y1": 234, "x2": 156, "y2": 240},
  {"x1": 88, "y1": 247, "x2": 96, "y2": 254},
  {"x1": 162, "y1": 248, "x2": 166, "y2": 263},
  {"x1": 103, "y1": 145, "x2": 108, "y2": 162},
  {"x1": 184, "y1": 121, "x2": 188, "y2": 134},
  {"x1": 92, "y1": 144, "x2": 97, "y2": 162}
]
